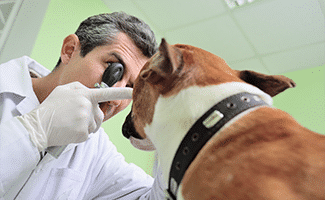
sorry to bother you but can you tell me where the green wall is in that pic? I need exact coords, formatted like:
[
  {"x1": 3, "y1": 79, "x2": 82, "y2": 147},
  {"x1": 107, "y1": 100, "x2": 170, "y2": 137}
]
[
  {"x1": 30, "y1": 0, "x2": 324, "y2": 176},
  {"x1": 273, "y1": 65, "x2": 325, "y2": 134}
]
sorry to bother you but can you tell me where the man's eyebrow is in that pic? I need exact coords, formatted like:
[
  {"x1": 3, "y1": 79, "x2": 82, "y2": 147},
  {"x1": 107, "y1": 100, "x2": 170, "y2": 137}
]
[{"x1": 110, "y1": 52, "x2": 126, "y2": 67}]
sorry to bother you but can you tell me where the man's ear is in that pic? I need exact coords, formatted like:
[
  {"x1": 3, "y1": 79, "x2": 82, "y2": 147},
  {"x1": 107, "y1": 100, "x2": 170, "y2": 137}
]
[
  {"x1": 60, "y1": 34, "x2": 80, "y2": 64},
  {"x1": 237, "y1": 70, "x2": 296, "y2": 97},
  {"x1": 140, "y1": 38, "x2": 182, "y2": 85}
]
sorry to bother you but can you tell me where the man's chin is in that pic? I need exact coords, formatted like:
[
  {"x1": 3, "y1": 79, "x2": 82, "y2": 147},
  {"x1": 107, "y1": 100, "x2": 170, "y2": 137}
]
[
  {"x1": 103, "y1": 112, "x2": 115, "y2": 121},
  {"x1": 100, "y1": 103, "x2": 117, "y2": 121}
]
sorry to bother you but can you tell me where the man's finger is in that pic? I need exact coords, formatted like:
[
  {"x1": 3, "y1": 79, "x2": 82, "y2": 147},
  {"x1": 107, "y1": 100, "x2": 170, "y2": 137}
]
[{"x1": 89, "y1": 87, "x2": 133, "y2": 103}]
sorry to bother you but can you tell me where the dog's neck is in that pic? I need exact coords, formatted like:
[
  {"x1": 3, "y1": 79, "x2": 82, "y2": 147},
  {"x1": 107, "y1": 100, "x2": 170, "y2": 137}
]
[{"x1": 144, "y1": 82, "x2": 273, "y2": 184}]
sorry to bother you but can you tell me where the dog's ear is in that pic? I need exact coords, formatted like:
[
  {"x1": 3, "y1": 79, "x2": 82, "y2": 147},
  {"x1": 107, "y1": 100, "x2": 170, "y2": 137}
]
[
  {"x1": 140, "y1": 38, "x2": 182, "y2": 85},
  {"x1": 237, "y1": 70, "x2": 296, "y2": 97}
]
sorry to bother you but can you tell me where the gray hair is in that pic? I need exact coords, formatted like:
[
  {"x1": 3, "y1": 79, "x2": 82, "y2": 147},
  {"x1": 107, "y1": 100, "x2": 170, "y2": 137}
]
[{"x1": 55, "y1": 12, "x2": 157, "y2": 68}]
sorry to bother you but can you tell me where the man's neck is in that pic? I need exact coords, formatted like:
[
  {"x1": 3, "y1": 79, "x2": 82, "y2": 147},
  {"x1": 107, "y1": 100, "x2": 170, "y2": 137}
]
[{"x1": 31, "y1": 72, "x2": 58, "y2": 104}]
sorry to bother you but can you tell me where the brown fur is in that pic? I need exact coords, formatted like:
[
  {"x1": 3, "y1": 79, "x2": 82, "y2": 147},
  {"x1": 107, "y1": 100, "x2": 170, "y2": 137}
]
[
  {"x1": 130, "y1": 39, "x2": 325, "y2": 199},
  {"x1": 182, "y1": 107, "x2": 325, "y2": 199}
]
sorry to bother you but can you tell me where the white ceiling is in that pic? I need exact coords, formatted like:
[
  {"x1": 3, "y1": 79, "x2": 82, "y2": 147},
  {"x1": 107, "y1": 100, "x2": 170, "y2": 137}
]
[
  {"x1": 0, "y1": 0, "x2": 323, "y2": 74},
  {"x1": 102, "y1": 0, "x2": 325, "y2": 74}
]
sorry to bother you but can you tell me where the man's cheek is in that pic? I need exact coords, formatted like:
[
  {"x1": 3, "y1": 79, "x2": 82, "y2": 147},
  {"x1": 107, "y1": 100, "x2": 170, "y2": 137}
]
[{"x1": 117, "y1": 99, "x2": 132, "y2": 114}]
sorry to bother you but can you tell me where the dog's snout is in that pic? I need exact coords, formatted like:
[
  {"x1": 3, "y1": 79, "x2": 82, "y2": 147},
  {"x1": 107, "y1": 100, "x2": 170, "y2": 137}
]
[{"x1": 122, "y1": 112, "x2": 143, "y2": 139}]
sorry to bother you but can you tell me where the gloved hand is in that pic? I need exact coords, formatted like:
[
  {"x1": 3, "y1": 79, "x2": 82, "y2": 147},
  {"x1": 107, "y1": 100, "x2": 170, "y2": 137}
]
[{"x1": 17, "y1": 81, "x2": 133, "y2": 152}]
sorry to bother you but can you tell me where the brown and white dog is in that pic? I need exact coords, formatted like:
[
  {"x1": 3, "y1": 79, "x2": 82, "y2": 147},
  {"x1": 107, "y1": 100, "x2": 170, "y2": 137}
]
[{"x1": 122, "y1": 39, "x2": 325, "y2": 200}]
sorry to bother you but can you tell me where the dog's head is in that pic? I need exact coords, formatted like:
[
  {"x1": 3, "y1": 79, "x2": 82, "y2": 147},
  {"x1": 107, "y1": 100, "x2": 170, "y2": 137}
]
[{"x1": 122, "y1": 39, "x2": 296, "y2": 150}]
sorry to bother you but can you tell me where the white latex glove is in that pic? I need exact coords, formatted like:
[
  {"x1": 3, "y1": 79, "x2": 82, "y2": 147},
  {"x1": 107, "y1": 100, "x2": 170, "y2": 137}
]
[{"x1": 17, "y1": 81, "x2": 133, "y2": 152}]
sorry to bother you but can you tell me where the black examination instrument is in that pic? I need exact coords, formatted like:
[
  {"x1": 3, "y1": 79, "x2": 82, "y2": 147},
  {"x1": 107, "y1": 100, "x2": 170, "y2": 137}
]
[{"x1": 102, "y1": 63, "x2": 124, "y2": 87}]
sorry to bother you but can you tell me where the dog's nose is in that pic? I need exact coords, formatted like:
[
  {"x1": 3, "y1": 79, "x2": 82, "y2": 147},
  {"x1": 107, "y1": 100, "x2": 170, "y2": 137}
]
[{"x1": 122, "y1": 111, "x2": 143, "y2": 139}]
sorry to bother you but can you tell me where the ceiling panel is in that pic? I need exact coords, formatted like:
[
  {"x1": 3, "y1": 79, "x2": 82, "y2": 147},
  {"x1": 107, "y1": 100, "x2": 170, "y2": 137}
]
[
  {"x1": 102, "y1": 0, "x2": 324, "y2": 73},
  {"x1": 165, "y1": 14, "x2": 256, "y2": 63},
  {"x1": 228, "y1": 58, "x2": 270, "y2": 74},
  {"x1": 262, "y1": 42, "x2": 325, "y2": 74},
  {"x1": 233, "y1": 0, "x2": 325, "y2": 54},
  {"x1": 133, "y1": 0, "x2": 228, "y2": 31}
]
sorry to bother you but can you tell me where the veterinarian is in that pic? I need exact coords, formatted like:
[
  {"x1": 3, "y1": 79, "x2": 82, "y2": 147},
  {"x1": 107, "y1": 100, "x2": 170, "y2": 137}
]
[{"x1": 0, "y1": 12, "x2": 166, "y2": 199}]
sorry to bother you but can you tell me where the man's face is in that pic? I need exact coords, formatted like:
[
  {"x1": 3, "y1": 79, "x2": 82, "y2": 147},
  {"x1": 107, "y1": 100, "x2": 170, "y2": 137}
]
[{"x1": 59, "y1": 32, "x2": 149, "y2": 121}]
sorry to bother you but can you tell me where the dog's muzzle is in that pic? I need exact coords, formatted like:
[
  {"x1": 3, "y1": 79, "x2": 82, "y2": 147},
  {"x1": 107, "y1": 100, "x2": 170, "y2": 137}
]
[{"x1": 122, "y1": 111, "x2": 143, "y2": 139}]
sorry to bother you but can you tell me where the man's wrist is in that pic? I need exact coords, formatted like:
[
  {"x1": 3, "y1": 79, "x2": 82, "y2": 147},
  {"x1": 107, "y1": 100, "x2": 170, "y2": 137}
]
[{"x1": 16, "y1": 112, "x2": 47, "y2": 152}]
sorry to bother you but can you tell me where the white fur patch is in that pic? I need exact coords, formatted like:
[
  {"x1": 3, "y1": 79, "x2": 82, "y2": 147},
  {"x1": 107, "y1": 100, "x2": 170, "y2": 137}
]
[{"x1": 143, "y1": 82, "x2": 273, "y2": 185}]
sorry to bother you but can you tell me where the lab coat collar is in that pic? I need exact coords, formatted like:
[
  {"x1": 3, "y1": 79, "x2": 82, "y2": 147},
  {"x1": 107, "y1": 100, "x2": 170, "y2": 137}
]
[
  {"x1": 0, "y1": 56, "x2": 50, "y2": 99},
  {"x1": 0, "y1": 56, "x2": 51, "y2": 115}
]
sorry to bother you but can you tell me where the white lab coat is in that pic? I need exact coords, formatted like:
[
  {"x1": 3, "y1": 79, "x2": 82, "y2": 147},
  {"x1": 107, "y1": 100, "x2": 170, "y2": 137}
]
[{"x1": 0, "y1": 56, "x2": 166, "y2": 199}]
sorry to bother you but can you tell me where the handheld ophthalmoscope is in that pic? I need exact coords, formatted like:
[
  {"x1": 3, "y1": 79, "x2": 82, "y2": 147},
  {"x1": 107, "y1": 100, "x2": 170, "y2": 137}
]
[{"x1": 94, "y1": 62, "x2": 124, "y2": 88}]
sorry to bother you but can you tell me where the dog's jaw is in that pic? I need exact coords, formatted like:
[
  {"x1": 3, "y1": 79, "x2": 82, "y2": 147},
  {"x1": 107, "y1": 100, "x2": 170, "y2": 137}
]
[{"x1": 143, "y1": 82, "x2": 273, "y2": 187}]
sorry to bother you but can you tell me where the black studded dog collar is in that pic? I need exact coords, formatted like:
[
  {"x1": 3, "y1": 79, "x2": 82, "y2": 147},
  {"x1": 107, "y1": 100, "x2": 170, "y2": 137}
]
[{"x1": 166, "y1": 92, "x2": 269, "y2": 199}]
